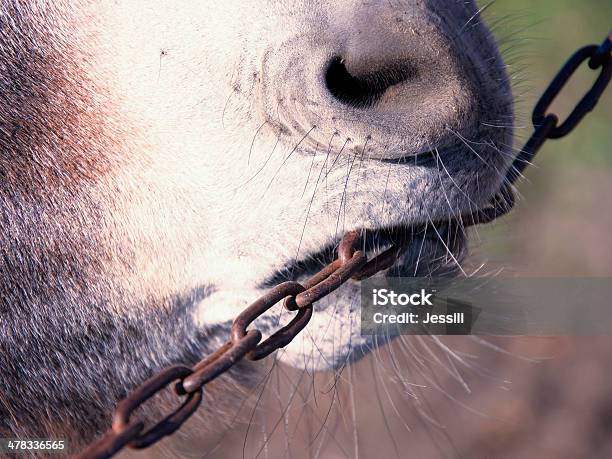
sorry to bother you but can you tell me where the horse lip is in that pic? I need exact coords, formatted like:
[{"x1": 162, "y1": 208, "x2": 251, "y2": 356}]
[
  {"x1": 376, "y1": 148, "x2": 443, "y2": 165},
  {"x1": 258, "y1": 223, "x2": 437, "y2": 289}
]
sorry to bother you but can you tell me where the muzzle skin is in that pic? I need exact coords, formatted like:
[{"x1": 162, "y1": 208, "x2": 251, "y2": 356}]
[{"x1": 0, "y1": 0, "x2": 512, "y2": 448}]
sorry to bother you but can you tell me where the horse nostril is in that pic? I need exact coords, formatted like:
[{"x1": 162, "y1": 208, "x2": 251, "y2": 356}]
[{"x1": 324, "y1": 56, "x2": 414, "y2": 109}]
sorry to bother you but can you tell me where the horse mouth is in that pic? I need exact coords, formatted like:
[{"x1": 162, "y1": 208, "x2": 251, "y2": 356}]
[{"x1": 259, "y1": 223, "x2": 453, "y2": 288}]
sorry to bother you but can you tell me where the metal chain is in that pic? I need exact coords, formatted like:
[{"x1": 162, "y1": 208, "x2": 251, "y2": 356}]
[
  {"x1": 74, "y1": 229, "x2": 408, "y2": 459},
  {"x1": 465, "y1": 31, "x2": 611, "y2": 226},
  {"x1": 74, "y1": 32, "x2": 611, "y2": 459}
]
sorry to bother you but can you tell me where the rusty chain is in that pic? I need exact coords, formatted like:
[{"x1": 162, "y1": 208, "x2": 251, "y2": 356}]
[
  {"x1": 74, "y1": 229, "x2": 408, "y2": 459},
  {"x1": 74, "y1": 33, "x2": 611, "y2": 458}
]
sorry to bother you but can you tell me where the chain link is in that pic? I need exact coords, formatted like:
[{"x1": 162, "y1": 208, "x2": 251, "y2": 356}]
[
  {"x1": 74, "y1": 229, "x2": 399, "y2": 459},
  {"x1": 74, "y1": 33, "x2": 611, "y2": 458},
  {"x1": 465, "y1": 32, "x2": 611, "y2": 226}
]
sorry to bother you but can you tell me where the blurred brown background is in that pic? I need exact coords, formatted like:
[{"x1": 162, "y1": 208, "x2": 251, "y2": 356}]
[{"x1": 128, "y1": 1, "x2": 612, "y2": 458}]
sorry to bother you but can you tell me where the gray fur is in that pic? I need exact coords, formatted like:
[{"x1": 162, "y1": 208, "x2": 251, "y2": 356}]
[{"x1": 0, "y1": 0, "x2": 512, "y2": 450}]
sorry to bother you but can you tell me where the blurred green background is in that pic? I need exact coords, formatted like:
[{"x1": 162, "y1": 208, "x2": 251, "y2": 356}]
[{"x1": 477, "y1": 0, "x2": 612, "y2": 275}]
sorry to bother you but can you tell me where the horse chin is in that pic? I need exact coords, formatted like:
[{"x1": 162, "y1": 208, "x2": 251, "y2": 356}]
[{"x1": 196, "y1": 221, "x2": 466, "y2": 372}]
